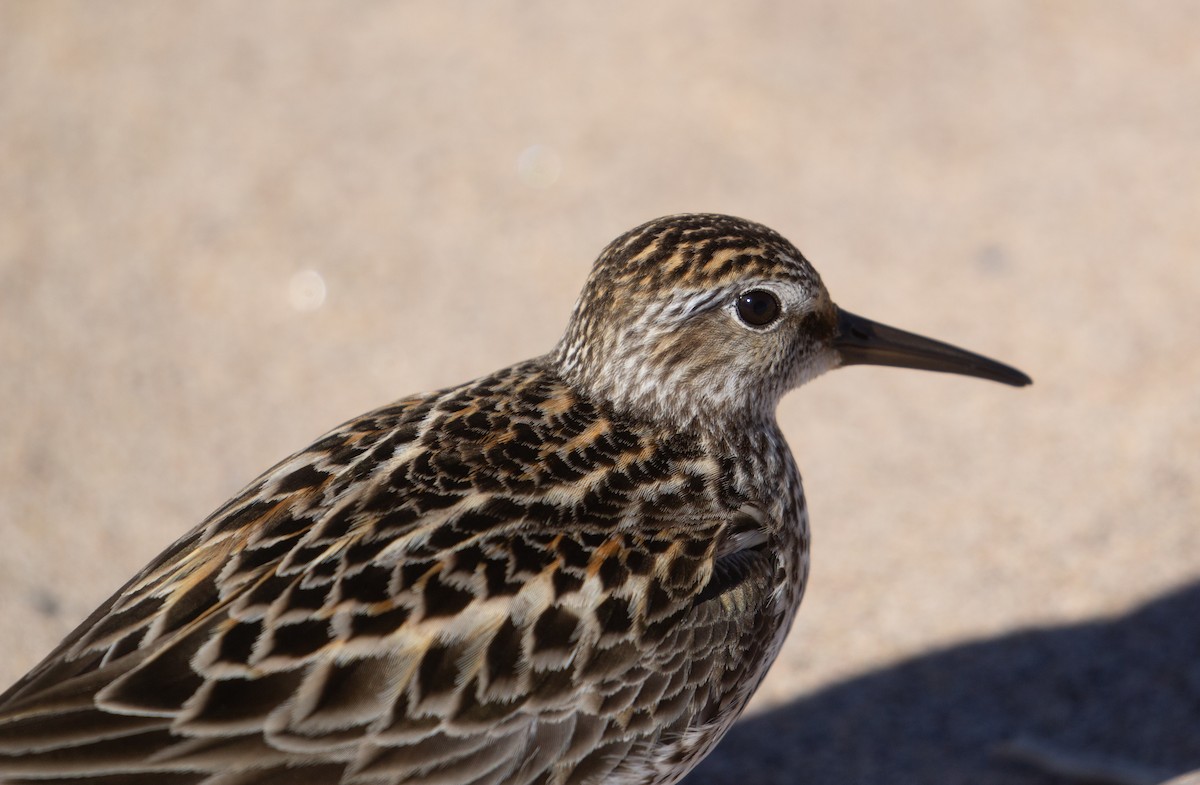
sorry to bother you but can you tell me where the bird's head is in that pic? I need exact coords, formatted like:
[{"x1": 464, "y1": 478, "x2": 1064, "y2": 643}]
[{"x1": 554, "y1": 214, "x2": 1029, "y2": 428}]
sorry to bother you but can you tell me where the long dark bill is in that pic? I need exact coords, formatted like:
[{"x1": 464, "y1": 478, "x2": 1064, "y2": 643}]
[{"x1": 833, "y1": 307, "x2": 1032, "y2": 387}]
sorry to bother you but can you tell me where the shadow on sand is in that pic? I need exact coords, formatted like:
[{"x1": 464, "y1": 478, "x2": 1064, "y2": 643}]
[{"x1": 685, "y1": 580, "x2": 1200, "y2": 785}]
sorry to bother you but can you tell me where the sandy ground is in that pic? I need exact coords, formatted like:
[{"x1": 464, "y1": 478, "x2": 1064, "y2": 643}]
[{"x1": 1, "y1": 3, "x2": 1197, "y2": 783}]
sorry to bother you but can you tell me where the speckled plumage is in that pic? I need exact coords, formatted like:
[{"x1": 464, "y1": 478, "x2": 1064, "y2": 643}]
[{"x1": 0, "y1": 214, "x2": 1029, "y2": 785}]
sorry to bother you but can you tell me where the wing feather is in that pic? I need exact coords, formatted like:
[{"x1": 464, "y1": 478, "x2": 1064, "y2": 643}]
[{"x1": 0, "y1": 366, "x2": 787, "y2": 784}]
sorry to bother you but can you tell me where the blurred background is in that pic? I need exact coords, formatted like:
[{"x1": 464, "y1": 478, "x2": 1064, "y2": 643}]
[{"x1": 1, "y1": 3, "x2": 1197, "y2": 783}]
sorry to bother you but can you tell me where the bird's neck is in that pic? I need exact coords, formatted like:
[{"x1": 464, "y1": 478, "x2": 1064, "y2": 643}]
[{"x1": 543, "y1": 352, "x2": 782, "y2": 449}]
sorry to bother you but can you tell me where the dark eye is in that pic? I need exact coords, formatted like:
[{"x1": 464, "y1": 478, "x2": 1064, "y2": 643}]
[{"x1": 735, "y1": 289, "x2": 781, "y2": 327}]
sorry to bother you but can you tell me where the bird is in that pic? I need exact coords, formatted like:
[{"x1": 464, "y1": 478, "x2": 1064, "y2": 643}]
[{"x1": 0, "y1": 214, "x2": 1030, "y2": 785}]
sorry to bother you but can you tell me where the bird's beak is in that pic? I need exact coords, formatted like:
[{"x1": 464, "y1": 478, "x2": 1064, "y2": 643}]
[{"x1": 832, "y1": 307, "x2": 1032, "y2": 387}]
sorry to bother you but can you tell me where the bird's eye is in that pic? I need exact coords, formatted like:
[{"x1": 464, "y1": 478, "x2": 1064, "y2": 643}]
[{"x1": 735, "y1": 289, "x2": 781, "y2": 327}]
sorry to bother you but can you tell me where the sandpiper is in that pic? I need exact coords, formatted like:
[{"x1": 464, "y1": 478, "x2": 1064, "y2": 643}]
[{"x1": 0, "y1": 214, "x2": 1029, "y2": 784}]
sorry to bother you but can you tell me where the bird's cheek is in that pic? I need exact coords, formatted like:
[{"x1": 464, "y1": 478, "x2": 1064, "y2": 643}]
[{"x1": 787, "y1": 345, "x2": 839, "y2": 388}]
